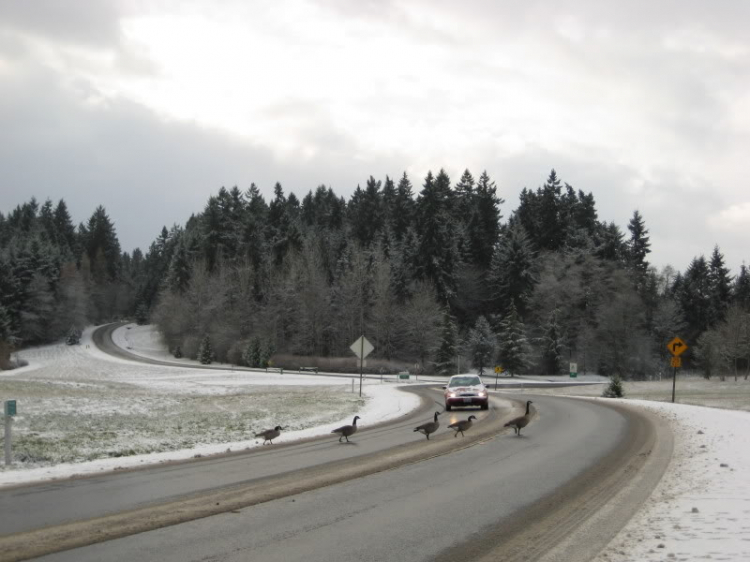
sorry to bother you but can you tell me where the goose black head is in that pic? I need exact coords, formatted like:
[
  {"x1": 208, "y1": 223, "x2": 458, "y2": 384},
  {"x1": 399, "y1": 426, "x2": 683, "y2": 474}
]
[
  {"x1": 468, "y1": 415, "x2": 477, "y2": 421},
  {"x1": 274, "y1": 426, "x2": 283, "y2": 431}
]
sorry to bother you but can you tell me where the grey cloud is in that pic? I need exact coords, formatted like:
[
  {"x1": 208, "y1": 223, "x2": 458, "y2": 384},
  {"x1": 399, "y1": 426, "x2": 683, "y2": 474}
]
[
  {"x1": 0, "y1": 0, "x2": 122, "y2": 47},
  {"x1": 0, "y1": 64, "x2": 410, "y2": 254}
]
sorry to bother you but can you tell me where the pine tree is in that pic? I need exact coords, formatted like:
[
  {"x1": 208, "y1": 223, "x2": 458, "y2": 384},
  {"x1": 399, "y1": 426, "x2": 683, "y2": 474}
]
[
  {"x1": 135, "y1": 303, "x2": 149, "y2": 325},
  {"x1": 677, "y1": 256, "x2": 712, "y2": 340},
  {"x1": 627, "y1": 210, "x2": 651, "y2": 282},
  {"x1": 734, "y1": 264, "x2": 750, "y2": 312},
  {"x1": 602, "y1": 375, "x2": 624, "y2": 398},
  {"x1": 414, "y1": 170, "x2": 457, "y2": 302},
  {"x1": 497, "y1": 301, "x2": 530, "y2": 377},
  {"x1": 466, "y1": 316, "x2": 496, "y2": 375},
  {"x1": 167, "y1": 241, "x2": 192, "y2": 293},
  {"x1": 435, "y1": 311, "x2": 458, "y2": 375},
  {"x1": 537, "y1": 169, "x2": 564, "y2": 251},
  {"x1": 488, "y1": 224, "x2": 537, "y2": 317},
  {"x1": 541, "y1": 308, "x2": 564, "y2": 375},
  {"x1": 708, "y1": 245, "x2": 732, "y2": 325},
  {"x1": 468, "y1": 170, "x2": 503, "y2": 270},
  {"x1": 198, "y1": 335, "x2": 215, "y2": 364},
  {"x1": 66, "y1": 325, "x2": 81, "y2": 345}
]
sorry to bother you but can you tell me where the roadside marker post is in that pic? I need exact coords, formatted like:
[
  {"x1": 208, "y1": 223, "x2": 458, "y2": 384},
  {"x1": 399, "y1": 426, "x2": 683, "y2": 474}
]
[
  {"x1": 667, "y1": 337, "x2": 688, "y2": 403},
  {"x1": 4, "y1": 400, "x2": 16, "y2": 466},
  {"x1": 494, "y1": 365, "x2": 503, "y2": 390},
  {"x1": 350, "y1": 336, "x2": 374, "y2": 398}
]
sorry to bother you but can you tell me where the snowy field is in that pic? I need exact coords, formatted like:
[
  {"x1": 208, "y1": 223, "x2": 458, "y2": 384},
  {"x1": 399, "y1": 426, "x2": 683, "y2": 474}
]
[
  {"x1": 0, "y1": 325, "x2": 419, "y2": 486},
  {"x1": 2, "y1": 324, "x2": 749, "y2": 561}
]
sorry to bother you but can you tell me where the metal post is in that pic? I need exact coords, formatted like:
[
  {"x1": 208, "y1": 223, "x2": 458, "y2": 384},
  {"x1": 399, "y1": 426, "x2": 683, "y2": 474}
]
[
  {"x1": 4, "y1": 415, "x2": 11, "y2": 466},
  {"x1": 671, "y1": 366, "x2": 677, "y2": 403},
  {"x1": 359, "y1": 337, "x2": 364, "y2": 397}
]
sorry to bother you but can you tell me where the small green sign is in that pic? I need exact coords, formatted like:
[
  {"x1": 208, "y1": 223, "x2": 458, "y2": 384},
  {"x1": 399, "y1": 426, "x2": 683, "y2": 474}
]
[{"x1": 4, "y1": 400, "x2": 16, "y2": 416}]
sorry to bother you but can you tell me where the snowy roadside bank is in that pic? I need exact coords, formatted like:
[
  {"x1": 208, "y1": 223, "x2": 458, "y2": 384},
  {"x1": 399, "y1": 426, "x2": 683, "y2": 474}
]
[{"x1": 584, "y1": 399, "x2": 750, "y2": 562}]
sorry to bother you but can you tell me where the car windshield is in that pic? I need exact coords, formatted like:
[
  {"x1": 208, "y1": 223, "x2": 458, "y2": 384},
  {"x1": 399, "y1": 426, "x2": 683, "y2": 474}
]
[{"x1": 449, "y1": 376, "x2": 481, "y2": 387}]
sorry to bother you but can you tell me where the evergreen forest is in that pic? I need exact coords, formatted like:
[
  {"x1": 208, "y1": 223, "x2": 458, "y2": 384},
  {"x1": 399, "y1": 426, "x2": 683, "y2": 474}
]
[{"x1": 2, "y1": 169, "x2": 749, "y2": 379}]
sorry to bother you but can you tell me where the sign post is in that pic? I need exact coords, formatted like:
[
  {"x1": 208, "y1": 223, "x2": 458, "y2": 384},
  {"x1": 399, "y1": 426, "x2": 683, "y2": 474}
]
[
  {"x1": 667, "y1": 337, "x2": 688, "y2": 403},
  {"x1": 350, "y1": 336, "x2": 374, "y2": 397},
  {"x1": 494, "y1": 365, "x2": 503, "y2": 389},
  {"x1": 569, "y1": 362, "x2": 578, "y2": 379},
  {"x1": 4, "y1": 400, "x2": 16, "y2": 466}
]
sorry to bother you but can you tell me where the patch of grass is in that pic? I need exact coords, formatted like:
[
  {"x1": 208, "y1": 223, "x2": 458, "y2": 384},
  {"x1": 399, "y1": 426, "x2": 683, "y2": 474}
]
[{"x1": 1, "y1": 385, "x2": 362, "y2": 468}]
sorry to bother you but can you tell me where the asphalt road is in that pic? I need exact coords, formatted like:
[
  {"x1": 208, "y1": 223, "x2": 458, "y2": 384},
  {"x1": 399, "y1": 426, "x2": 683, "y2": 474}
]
[
  {"x1": 23, "y1": 396, "x2": 668, "y2": 562},
  {"x1": 0, "y1": 326, "x2": 673, "y2": 562}
]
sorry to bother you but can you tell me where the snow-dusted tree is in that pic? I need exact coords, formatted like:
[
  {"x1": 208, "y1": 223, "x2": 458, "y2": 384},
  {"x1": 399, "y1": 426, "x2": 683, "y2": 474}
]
[
  {"x1": 488, "y1": 224, "x2": 537, "y2": 318},
  {"x1": 467, "y1": 170, "x2": 503, "y2": 270},
  {"x1": 734, "y1": 264, "x2": 750, "y2": 312},
  {"x1": 540, "y1": 308, "x2": 564, "y2": 375},
  {"x1": 198, "y1": 335, "x2": 214, "y2": 365},
  {"x1": 676, "y1": 256, "x2": 712, "y2": 341},
  {"x1": 602, "y1": 375, "x2": 624, "y2": 398},
  {"x1": 135, "y1": 303, "x2": 149, "y2": 325},
  {"x1": 167, "y1": 240, "x2": 192, "y2": 294},
  {"x1": 626, "y1": 210, "x2": 651, "y2": 280},
  {"x1": 18, "y1": 273, "x2": 56, "y2": 344},
  {"x1": 708, "y1": 245, "x2": 733, "y2": 325},
  {"x1": 716, "y1": 305, "x2": 750, "y2": 381},
  {"x1": 0, "y1": 303, "x2": 14, "y2": 369},
  {"x1": 435, "y1": 311, "x2": 459, "y2": 375},
  {"x1": 466, "y1": 315, "x2": 496, "y2": 376},
  {"x1": 260, "y1": 340, "x2": 275, "y2": 368},
  {"x1": 249, "y1": 337, "x2": 262, "y2": 367},
  {"x1": 400, "y1": 281, "x2": 442, "y2": 369},
  {"x1": 497, "y1": 301, "x2": 530, "y2": 377},
  {"x1": 66, "y1": 325, "x2": 81, "y2": 345}
]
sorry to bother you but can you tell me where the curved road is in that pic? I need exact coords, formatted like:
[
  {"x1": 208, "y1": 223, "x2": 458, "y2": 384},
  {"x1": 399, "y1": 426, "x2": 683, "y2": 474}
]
[{"x1": 0, "y1": 326, "x2": 673, "y2": 562}]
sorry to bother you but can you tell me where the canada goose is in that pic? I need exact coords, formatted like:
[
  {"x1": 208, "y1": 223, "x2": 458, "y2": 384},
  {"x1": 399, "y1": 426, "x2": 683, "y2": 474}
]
[
  {"x1": 332, "y1": 416, "x2": 361, "y2": 443},
  {"x1": 413, "y1": 411, "x2": 441, "y2": 440},
  {"x1": 255, "y1": 425, "x2": 283, "y2": 445},
  {"x1": 448, "y1": 415, "x2": 477, "y2": 438},
  {"x1": 504, "y1": 400, "x2": 533, "y2": 436}
]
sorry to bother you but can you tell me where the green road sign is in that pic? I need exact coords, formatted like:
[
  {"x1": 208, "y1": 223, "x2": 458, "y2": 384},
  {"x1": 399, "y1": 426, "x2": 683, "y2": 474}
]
[{"x1": 4, "y1": 400, "x2": 16, "y2": 416}]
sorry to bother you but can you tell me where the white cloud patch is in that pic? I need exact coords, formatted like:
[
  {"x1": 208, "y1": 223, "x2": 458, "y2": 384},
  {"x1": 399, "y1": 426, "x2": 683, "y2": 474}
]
[{"x1": 708, "y1": 202, "x2": 750, "y2": 233}]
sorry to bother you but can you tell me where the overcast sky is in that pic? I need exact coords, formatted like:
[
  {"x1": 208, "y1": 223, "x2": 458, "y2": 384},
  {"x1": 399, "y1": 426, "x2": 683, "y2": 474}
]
[{"x1": 1, "y1": 0, "x2": 748, "y2": 274}]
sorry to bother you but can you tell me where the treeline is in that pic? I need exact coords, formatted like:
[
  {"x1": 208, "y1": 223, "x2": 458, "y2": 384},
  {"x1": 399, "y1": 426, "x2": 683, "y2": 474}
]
[{"x1": 2, "y1": 169, "x2": 749, "y2": 378}]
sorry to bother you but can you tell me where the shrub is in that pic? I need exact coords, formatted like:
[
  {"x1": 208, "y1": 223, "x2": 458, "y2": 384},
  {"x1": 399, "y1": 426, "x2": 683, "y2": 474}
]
[{"x1": 602, "y1": 375, "x2": 624, "y2": 398}]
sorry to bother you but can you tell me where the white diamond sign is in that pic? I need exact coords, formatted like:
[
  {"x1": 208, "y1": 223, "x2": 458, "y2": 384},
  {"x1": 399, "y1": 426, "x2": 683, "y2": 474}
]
[{"x1": 350, "y1": 336, "x2": 374, "y2": 360}]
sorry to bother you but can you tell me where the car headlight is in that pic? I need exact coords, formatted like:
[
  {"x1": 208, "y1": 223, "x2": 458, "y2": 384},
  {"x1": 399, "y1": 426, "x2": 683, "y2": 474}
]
[
  {"x1": 478, "y1": 391, "x2": 486, "y2": 397},
  {"x1": 449, "y1": 392, "x2": 456, "y2": 398}
]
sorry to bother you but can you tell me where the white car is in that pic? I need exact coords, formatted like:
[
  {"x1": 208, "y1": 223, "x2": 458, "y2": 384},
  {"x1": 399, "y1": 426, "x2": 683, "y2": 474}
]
[{"x1": 443, "y1": 375, "x2": 489, "y2": 411}]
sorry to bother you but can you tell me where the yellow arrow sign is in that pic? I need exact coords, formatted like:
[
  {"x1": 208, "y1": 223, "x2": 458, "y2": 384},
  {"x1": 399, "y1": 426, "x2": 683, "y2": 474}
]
[
  {"x1": 667, "y1": 337, "x2": 688, "y2": 357},
  {"x1": 494, "y1": 366, "x2": 503, "y2": 374}
]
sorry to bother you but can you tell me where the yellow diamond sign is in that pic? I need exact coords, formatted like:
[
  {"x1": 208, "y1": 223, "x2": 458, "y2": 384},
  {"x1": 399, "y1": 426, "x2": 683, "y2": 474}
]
[{"x1": 667, "y1": 337, "x2": 688, "y2": 357}]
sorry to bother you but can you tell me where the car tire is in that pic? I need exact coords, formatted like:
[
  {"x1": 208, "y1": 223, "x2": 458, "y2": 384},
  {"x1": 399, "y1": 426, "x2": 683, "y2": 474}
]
[
  {"x1": 445, "y1": 403, "x2": 452, "y2": 411},
  {"x1": 481, "y1": 402, "x2": 489, "y2": 410}
]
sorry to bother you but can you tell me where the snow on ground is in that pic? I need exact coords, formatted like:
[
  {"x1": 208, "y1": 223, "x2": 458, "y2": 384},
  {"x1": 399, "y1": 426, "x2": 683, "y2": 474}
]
[
  {"x1": 0, "y1": 325, "x2": 420, "y2": 487},
  {"x1": 591, "y1": 400, "x2": 750, "y2": 562}
]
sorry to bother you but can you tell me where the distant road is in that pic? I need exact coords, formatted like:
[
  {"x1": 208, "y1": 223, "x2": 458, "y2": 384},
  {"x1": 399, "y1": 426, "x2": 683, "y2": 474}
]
[{"x1": 0, "y1": 325, "x2": 673, "y2": 562}]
